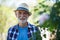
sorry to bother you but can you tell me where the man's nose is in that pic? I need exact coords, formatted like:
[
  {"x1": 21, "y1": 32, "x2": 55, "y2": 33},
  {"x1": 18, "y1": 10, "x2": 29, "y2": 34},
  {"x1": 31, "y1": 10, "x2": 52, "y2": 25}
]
[{"x1": 20, "y1": 13, "x2": 24, "y2": 17}]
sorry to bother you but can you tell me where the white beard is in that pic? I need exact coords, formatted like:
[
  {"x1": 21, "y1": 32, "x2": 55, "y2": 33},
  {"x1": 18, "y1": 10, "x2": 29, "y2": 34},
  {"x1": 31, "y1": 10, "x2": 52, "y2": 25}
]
[
  {"x1": 16, "y1": 14, "x2": 28, "y2": 24},
  {"x1": 17, "y1": 17, "x2": 27, "y2": 24}
]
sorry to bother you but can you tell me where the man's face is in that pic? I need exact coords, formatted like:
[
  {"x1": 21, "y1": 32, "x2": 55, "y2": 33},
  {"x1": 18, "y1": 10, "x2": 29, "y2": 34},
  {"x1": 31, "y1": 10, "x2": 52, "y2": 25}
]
[{"x1": 15, "y1": 10, "x2": 30, "y2": 23}]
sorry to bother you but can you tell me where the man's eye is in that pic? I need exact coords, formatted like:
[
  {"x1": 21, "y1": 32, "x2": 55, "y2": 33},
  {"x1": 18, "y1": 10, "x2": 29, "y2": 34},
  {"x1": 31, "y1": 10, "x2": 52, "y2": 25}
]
[
  {"x1": 24, "y1": 12, "x2": 28, "y2": 14},
  {"x1": 18, "y1": 12, "x2": 21, "y2": 14},
  {"x1": 19, "y1": 12, "x2": 21, "y2": 13},
  {"x1": 24, "y1": 12, "x2": 27, "y2": 14}
]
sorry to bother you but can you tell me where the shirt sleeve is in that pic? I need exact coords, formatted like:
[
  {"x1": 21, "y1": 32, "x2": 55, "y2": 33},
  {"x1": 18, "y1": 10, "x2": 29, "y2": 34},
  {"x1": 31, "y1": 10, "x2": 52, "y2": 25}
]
[{"x1": 7, "y1": 27, "x2": 12, "y2": 40}]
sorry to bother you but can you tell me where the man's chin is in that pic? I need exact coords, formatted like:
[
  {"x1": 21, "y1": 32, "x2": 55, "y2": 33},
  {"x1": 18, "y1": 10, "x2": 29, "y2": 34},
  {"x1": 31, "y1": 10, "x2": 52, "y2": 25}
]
[
  {"x1": 20, "y1": 21, "x2": 27, "y2": 24},
  {"x1": 18, "y1": 19, "x2": 27, "y2": 24}
]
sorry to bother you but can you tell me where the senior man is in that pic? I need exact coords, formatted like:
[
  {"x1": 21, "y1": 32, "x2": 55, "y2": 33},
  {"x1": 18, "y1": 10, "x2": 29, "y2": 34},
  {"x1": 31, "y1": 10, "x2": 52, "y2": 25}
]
[{"x1": 7, "y1": 3, "x2": 42, "y2": 40}]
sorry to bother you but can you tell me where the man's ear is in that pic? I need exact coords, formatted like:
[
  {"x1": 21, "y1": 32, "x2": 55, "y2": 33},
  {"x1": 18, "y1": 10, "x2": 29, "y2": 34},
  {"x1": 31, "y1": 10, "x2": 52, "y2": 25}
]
[
  {"x1": 14, "y1": 11, "x2": 17, "y2": 17},
  {"x1": 14, "y1": 10, "x2": 18, "y2": 17}
]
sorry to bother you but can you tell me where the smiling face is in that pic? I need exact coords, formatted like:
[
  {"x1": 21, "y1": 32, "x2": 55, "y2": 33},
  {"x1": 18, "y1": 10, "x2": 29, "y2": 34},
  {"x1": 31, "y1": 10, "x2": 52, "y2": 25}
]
[{"x1": 15, "y1": 10, "x2": 30, "y2": 24}]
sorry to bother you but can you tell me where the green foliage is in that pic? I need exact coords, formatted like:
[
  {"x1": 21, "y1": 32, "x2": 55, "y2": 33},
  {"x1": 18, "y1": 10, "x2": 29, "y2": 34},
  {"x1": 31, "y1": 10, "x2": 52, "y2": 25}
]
[
  {"x1": 31, "y1": 0, "x2": 51, "y2": 26},
  {"x1": 32, "y1": 0, "x2": 60, "y2": 32},
  {"x1": 50, "y1": 2, "x2": 60, "y2": 25},
  {"x1": 41, "y1": 1, "x2": 60, "y2": 31},
  {"x1": 49, "y1": 1, "x2": 60, "y2": 31}
]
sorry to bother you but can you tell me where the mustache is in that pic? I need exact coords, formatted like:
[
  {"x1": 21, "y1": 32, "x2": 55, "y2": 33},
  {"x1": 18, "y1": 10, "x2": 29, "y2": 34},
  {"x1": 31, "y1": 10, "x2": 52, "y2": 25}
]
[
  {"x1": 18, "y1": 17, "x2": 27, "y2": 20},
  {"x1": 19, "y1": 16, "x2": 26, "y2": 18}
]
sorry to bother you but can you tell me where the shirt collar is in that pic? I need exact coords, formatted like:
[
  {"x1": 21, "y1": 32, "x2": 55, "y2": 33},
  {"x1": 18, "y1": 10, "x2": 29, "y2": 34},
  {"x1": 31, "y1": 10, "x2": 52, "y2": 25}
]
[{"x1": 14, "y1": 22, "x2": 32, "y2": 29}]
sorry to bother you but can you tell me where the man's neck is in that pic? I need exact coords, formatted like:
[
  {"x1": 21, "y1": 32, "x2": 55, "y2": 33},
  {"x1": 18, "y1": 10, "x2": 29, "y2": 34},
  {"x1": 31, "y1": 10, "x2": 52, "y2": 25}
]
[{"x1": 18, "y1": 22, "x2": 28, "y2": 27}]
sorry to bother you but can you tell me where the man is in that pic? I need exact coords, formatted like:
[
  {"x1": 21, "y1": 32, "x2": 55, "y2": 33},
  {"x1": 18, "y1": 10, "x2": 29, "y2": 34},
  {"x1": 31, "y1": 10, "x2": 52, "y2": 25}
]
[{"x1": 7, "y1": 3, "x2": 42, "y2": 40}]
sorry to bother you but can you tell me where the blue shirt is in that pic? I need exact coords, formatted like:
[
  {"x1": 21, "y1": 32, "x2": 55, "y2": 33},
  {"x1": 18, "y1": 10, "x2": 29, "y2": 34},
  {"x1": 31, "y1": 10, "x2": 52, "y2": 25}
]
[
  {"x1": 7, "y1": 23, "x2": 38, "y2": 40},
  {"x1": 17, "y1": 26, "x2": 29, "y2": 40}
]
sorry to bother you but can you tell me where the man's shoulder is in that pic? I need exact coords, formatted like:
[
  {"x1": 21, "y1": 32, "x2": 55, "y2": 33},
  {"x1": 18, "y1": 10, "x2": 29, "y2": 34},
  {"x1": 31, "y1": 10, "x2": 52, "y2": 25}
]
[
  {"x1": 8, "y1": 24, "x2": 18, "y2": 31},
  {"x1": 28, "y1": 23, "x2": 36, "y2": 27},
  {"x1": 29, "y1": 23, "x2": 38, "y2": 32}
]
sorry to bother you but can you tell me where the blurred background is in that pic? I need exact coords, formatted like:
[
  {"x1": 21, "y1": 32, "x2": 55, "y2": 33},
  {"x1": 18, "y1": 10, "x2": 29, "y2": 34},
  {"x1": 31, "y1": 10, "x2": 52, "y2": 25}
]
[{"x1": 0, "y1": 0, "x2": 60, "y2": 40}]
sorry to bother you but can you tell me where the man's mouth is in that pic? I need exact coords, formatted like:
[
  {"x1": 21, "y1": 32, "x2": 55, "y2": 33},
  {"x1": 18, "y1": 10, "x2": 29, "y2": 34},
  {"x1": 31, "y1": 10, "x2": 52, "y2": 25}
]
[{"x1": 20, "y1": 18, "x2": 25, "y2": 20}]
